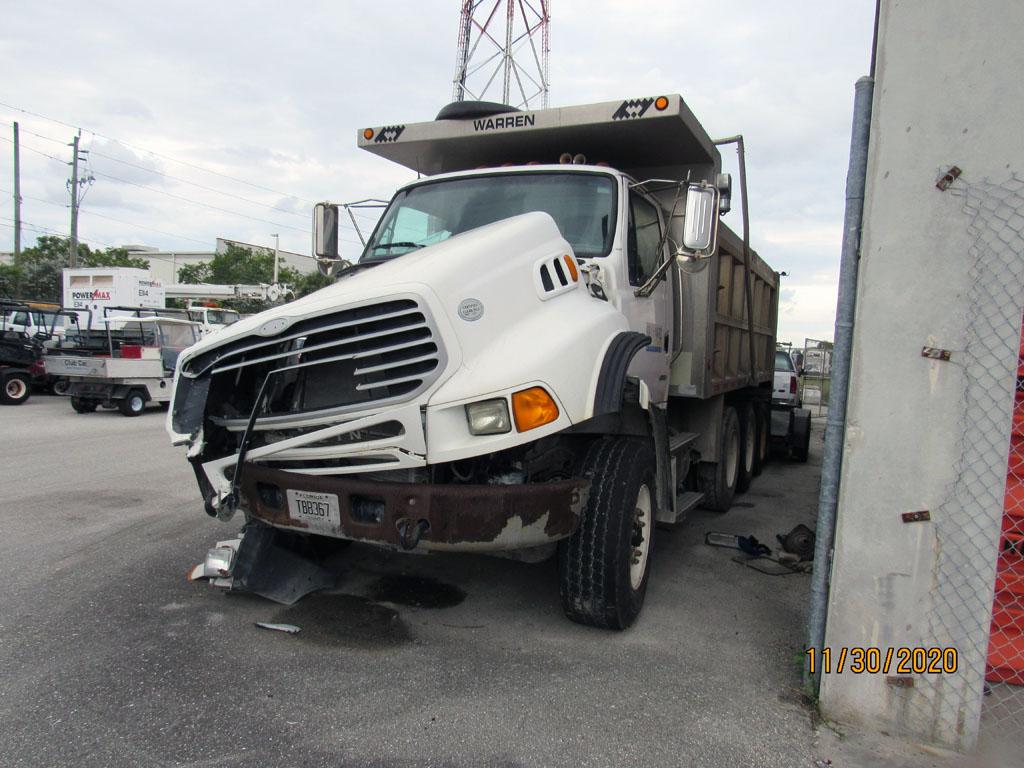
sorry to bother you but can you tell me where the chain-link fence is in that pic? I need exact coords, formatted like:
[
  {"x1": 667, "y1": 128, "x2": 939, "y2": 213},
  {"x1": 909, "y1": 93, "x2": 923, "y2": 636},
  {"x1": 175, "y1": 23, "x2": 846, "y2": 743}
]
[
  {"x1": 919, "y1": 172, "x2": 1024, "y2": 749},
  {"x1": 800, "y1": 339, "x2": 832, "y2": 417}
]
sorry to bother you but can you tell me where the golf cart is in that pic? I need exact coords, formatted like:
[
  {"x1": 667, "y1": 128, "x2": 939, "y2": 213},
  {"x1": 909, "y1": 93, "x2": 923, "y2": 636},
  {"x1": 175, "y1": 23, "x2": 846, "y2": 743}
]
[{"x1": 45, "y1": 313, "x2": 201, "y2": 416}]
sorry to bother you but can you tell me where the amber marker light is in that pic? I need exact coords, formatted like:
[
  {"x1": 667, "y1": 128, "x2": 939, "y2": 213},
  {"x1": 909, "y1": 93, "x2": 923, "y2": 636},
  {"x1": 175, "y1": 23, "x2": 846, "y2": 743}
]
[
  {"x1": 363, "y1": 128, "x2": 375, "y2": 140},
  {"x1": 563, "y1": 254, "x2": 578, "y2": 282},
  {"x1": 512, "y1": 387, "x2": 559, "y2": 432},
  {"x1": 654, "y1": 96, "x2": 669, "y2": 111}
]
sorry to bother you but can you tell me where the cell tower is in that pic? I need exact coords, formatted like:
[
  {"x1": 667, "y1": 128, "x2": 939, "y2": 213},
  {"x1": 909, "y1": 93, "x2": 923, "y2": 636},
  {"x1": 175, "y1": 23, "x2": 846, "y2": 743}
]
[{"x1": 452, "y1": 1, "x2": 550, "y2": 109}]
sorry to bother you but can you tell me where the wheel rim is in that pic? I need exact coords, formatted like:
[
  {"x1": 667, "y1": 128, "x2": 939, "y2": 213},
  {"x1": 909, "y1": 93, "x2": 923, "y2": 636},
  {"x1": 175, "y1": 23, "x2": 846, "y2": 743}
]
[
  {"x1": 725, "y1": 425, "x2": 739, "y2": 486},
  {"x1": 629, "y1": 484, "x2": 653, "y2": 591},
  {"x1": 130, "y1": 395, "x2": 144, "y2": 412},
  {"x1": 5, "y1": 377, "x2": 27, "y2": 400},
  {"x1": 54, "y1": 379, "x2": 69, "y2": 395}
]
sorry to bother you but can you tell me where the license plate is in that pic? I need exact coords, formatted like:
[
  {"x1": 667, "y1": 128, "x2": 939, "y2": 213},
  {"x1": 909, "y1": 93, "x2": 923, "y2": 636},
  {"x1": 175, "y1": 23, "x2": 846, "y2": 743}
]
[{"x1": 286, "y1": 489, "x2": 340, "y2": 530}]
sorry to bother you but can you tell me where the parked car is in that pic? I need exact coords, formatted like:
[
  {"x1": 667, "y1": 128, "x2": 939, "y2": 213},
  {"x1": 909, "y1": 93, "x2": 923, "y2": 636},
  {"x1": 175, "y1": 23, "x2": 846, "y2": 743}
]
[
  {"x1": 773, "y1": 349, "x2": 801, "y2": 408},
  {"x1": 770, "y1": 349, "x2": 810, "y2": 461}
]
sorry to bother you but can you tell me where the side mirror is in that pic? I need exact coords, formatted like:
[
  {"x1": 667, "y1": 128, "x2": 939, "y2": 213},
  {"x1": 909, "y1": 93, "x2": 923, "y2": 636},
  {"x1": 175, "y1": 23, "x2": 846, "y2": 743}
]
[
  {"x1": 313, "y1": 203, "x2": 340, "y2": 260},
  {"x1": 677, "y1": 182, "x2": 720, "y2": 260}
]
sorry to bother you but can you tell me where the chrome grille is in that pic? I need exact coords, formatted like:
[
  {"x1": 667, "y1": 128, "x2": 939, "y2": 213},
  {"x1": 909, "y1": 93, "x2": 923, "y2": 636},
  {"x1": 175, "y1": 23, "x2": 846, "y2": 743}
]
[{"x1": 195, "y1": 297, "x2": 446, "y2": 425}]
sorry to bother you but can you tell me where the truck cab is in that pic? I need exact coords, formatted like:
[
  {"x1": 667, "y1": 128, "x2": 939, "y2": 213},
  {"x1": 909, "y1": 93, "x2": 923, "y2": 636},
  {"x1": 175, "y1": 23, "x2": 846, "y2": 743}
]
[
  {"x1": 186, "y1": 305, "x2": 241, "y2": 337},
  {"x1": 170, "y1": 96, "x2": 790, "y2": 629}
]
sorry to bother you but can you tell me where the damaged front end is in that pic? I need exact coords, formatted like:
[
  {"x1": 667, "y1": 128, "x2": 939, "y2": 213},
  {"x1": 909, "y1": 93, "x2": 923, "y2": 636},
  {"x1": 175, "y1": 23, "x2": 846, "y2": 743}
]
[{"x1": 170, "y1": 292, "x2": 588, "y2": 582}]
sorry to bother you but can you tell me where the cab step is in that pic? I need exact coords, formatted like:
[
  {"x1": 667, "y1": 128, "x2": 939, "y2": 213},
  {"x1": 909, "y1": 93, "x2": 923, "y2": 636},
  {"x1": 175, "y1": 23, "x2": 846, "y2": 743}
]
[
  {"x1": 668, "y1": 431, "x2": 699, "y2": 455},
  {"x1": 657, "y1": 490, "x2": 704, "y2": 524}
]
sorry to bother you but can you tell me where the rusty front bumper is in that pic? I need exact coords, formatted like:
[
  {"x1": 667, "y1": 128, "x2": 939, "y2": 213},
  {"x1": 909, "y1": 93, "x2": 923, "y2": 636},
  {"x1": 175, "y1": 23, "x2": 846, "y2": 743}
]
[{"x1": 239, "y1": 465, "x2": 588, "y2": 552}]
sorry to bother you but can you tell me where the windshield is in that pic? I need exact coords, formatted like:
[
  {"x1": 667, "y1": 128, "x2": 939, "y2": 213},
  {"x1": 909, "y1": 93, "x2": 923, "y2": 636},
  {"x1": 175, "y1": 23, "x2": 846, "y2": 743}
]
[
  {"x1": 159, "y1": 322, "x2": 200, "y2": 347},
  {"x1": 775, "y1": 351, "x2": 795, "y2": 372},
  {"x1": 208, "y1": 309, "x2": 239, "y2": 325},
  {"x1": 363, "y1": 172, "x2": 617, "y2": 260}
]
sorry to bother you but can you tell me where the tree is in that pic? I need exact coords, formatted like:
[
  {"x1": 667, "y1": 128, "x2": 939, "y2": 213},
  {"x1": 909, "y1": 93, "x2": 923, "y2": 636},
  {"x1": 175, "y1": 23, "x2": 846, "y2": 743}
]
[
  {"x1": 293, "y1": 270, "x2": 335, "y2": 298},
  {"x1": 0, "y1": 236, "x2": 149, "y2": 302}
]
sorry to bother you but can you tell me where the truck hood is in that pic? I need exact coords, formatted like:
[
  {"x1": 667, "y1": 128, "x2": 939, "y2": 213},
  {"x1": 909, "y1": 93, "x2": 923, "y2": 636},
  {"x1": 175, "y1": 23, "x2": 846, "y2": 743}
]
[{"x1": 177, "y1": 211, "x2": 578, "y2": 368}]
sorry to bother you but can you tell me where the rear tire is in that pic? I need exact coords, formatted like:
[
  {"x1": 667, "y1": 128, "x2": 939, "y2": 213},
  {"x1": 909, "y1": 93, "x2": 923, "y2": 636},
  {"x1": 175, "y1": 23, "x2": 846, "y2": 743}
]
[
  {"x1": 119, "y1": 389, "x2": 147, "y2": 417},
  {"x1": 736, "y1": 402, "x2": 756, "y2": 493},
  {"x1": 1, "y1": 372, "x2": 31, "y2": 405},
  {"x1": 752, "y1": 403, "x2": 768, "y2": 476},
  {"x1": 793, "y1": 418, "x2": 811, "y2": 462},
  {"x1": 71, "y1": 396, "x2": 98, "y2": 414},
  {"x1": 699, "y1": 406, "x2": 740, "y2": 512},
  {"x1": 52, "y1": 378, "x2": 70, "y2": 396},
  {"x1": 558, "y1": 437, "x2": 656, "y2": 630}
]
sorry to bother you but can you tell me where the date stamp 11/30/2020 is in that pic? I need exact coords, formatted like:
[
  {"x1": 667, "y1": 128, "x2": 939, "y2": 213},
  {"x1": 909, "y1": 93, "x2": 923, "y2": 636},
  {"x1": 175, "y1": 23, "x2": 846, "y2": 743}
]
[{"x1": 806, "y1": 647, "x2": 959, "y2": 675}]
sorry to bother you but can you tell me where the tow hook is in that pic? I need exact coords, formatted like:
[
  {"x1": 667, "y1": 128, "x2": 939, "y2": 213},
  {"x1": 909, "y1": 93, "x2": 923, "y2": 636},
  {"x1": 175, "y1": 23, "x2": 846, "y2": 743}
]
[{"x1": 396, "y1": 518, "x2": 430, "y2": 550}]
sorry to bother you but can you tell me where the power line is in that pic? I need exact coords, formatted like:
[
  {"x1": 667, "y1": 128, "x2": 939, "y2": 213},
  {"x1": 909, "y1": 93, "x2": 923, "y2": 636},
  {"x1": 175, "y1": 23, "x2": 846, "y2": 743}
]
[
  {"x1": 0, "y1": 215, "x2": 118, "y2": 249},
  {"x1": 0, "y1": 133, "x2": 67, "y2": 165},
  {"x1": 0, "y1": 185, "x2": 211, "y2": 247},
  {"x1": 5, "y1": 122, "x2": 323, "y2": 223},
  {"x1": 3, "y1": 127, "x2": 366, "y2": 242},
  {"x1": 0, "y1": 101, "x2": 319, "y2": 205},
  {"x1": 88, "y1": 168, "x2": 309, "y2": 234},
  {"x1": 0, "y1": 111, "x2": 369, "y2": 247}
]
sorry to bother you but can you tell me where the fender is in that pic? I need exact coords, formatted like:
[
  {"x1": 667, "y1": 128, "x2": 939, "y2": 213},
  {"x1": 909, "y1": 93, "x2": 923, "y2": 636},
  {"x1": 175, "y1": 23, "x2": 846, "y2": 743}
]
[{"x1": 593, "y1": 331, "x2": 651, "y2": 416}]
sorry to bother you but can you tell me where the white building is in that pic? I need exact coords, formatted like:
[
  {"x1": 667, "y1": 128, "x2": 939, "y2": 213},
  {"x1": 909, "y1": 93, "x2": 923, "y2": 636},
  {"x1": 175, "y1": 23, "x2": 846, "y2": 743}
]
[
  {"x1": 123, "y1": 238, "x2": 316, "y2": 284},
  {"x1": 0, "y1": 237, "x2": 317, "y2": 286}
]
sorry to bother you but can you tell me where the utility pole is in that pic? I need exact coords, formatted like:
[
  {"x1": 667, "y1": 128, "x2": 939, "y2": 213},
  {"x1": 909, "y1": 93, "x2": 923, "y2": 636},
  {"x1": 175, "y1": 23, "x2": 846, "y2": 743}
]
[
  {"x1": 12, "y1": 122, "x2": 20, "y2": 259},
  {"x1": 68, "y1": 133, "x2": 81, "y2": 268}
]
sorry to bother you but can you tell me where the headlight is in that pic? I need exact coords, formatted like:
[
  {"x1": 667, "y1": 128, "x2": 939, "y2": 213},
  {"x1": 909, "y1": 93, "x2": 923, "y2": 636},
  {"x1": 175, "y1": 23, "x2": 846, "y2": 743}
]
[{"x1": 465, "y1": 398, "x2": 512, "y2": 435}]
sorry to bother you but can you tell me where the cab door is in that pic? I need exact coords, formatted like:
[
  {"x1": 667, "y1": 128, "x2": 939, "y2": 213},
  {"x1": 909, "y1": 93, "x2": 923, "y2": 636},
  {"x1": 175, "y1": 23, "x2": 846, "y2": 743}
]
[{"x1": 620, "y1": 187, "x2": 673, "y2": 403}]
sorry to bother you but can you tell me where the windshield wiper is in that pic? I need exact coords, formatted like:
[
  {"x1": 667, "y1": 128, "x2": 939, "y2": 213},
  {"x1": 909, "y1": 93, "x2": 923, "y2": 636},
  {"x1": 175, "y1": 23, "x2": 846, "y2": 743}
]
[
  {"x1": 371, "y1": 242, "x2": 426, "y2": 252},
  {"x1": 334, "y1": 260, "x2": 385, "y2": 279}
]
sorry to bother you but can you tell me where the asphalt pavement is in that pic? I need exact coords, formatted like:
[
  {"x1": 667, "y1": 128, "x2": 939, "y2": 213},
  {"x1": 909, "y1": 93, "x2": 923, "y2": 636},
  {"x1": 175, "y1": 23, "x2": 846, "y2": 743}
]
[{"x1": 1, "y1": 396, "x2": 825, "y2": 767}]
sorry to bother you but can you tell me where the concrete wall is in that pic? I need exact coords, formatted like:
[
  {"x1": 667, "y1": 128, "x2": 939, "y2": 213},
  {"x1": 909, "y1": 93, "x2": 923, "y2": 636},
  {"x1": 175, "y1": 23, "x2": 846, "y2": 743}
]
[{"x1": 819, "y1": 0, "x2": 1024, "y2": 751}]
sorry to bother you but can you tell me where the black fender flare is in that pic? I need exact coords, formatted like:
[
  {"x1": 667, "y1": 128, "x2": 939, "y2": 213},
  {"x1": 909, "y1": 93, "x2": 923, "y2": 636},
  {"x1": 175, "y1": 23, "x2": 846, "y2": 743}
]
[{"x1": 593, "y1": 331, "x2": 651, "y2": 417}]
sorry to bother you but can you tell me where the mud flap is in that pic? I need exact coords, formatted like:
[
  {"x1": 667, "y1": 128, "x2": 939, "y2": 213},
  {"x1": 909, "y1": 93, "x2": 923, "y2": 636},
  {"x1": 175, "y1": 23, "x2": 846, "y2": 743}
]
[{"x1": 229, "y1": 523, "x2": 336, "y2": 605}]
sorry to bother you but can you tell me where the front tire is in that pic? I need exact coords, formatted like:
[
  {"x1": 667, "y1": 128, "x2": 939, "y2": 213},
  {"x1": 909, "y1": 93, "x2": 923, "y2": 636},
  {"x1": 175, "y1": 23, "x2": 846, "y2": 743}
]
[
  {"x1": 558, "y1": 437, "x2": 656, "y2": 630},
  {"x1": 1, "y1": 372, "x2": 31, "y2": 405}
]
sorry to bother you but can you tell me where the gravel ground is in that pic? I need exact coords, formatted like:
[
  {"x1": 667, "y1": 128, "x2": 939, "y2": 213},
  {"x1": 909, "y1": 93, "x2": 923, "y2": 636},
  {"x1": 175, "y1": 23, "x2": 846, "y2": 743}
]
[{"x1": 0, "y1": 396, "x2": 825, "y2": 767}]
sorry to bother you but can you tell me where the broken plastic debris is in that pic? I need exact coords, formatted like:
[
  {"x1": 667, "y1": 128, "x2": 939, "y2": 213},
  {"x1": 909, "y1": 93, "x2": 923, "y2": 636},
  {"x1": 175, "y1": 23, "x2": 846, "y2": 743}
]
[
  {"x1": 188, "y1": 539, "x2": 242, "y2": 582},
  {"x1": 255, "y1": 622, "x2": 301, "y2": 634}
]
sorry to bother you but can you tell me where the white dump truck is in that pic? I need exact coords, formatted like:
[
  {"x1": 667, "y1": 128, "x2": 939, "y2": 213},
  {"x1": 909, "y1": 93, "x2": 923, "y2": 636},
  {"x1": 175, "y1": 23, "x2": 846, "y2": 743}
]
[{"x1": 170, "y1": 95, "x2": 806, "y2": 628}]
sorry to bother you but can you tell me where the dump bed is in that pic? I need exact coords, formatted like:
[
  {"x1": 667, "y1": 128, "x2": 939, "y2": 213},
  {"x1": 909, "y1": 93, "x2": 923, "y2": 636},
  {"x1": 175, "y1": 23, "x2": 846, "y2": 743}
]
[{"x1": 671, "y1": 225, "x2": 778, "y2": 399}]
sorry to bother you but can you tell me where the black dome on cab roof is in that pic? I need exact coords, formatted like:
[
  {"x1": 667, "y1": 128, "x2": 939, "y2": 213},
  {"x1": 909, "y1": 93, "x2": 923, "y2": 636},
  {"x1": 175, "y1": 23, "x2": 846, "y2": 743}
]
[{"x1": 435, "y1": 101, "x2": 521, "y2": 121}]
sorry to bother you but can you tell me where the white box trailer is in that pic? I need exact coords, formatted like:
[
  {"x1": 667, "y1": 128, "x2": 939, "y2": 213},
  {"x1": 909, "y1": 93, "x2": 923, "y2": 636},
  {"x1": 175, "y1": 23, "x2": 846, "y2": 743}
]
[
  {"x1": 169, "y1": 95, "x2": 807, "y2": 627},
  {"x1": 63, "y1": 268, "x2": 165, "y2": 329}
]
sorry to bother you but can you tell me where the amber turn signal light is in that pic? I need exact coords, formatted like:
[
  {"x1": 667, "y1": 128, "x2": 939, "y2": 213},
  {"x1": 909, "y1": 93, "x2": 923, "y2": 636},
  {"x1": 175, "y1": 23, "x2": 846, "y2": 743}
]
[
  {"x1": 563, "y1": 254, "x2": 578, "y2": 282},
  {"x1": 363, "y1": 128, "x2": 375, "y2": 140},
  {"x1": 654, "y1": 96, "x2": 669, "y2": 111},
  {"x1": 511, "y1": 387, "x2": 559, "y2": 432}
]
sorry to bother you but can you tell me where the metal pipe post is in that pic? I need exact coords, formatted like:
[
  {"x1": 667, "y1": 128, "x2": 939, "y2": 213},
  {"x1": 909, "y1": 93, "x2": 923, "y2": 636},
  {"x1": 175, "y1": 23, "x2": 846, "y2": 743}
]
[{"x1": 806, "y1": 76, "x2": 875, "y2": 695}]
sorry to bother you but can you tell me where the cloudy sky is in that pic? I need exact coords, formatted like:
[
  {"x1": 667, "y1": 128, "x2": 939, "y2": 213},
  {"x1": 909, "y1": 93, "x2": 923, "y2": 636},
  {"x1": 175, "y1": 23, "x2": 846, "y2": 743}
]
[{"x1": 0, "y1": 1, "x2": 875, "y2": 344}]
